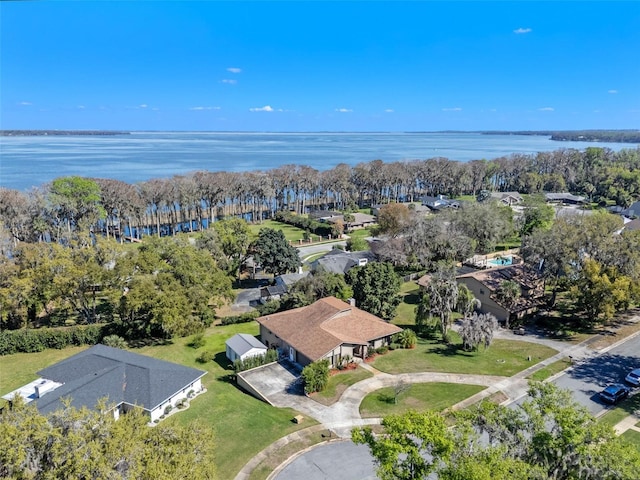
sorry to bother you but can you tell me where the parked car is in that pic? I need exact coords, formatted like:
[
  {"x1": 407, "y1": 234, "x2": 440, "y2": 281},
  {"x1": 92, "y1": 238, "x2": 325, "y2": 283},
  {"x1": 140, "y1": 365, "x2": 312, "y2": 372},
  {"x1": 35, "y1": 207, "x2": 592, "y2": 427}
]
[
  {"x1": 599, "y1": 384, "x2": 630, "y2": 405},
  {"x1": 625, "y1": 368, "x2": 640, "y2": 387}
]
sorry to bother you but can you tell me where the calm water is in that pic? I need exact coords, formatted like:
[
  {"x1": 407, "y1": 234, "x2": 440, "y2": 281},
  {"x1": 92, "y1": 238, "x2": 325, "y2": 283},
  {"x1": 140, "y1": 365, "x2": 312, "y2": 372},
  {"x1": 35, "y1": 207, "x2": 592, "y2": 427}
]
[{"x1": 0, "y1": 131, "x2": 635, "y2": 191}]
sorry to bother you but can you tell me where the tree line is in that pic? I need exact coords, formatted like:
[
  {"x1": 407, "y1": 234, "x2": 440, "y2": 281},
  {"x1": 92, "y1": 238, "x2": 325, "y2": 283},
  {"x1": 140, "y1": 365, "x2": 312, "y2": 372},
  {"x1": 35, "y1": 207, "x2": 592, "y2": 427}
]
[{"x1": 1, "y1": 146, "x2": 638, "y2": 248}]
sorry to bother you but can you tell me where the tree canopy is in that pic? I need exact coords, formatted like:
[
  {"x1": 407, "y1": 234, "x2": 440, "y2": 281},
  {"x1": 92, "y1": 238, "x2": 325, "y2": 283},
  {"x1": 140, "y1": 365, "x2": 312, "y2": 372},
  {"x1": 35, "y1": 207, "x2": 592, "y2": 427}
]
[
  {"x1": 0, "y1": 397, "x2": 217, "y2": 480},
  {"x1": 250, "y1": 228, "x2": 301, "y2": 276},
  {"x1": 353, "y1": 382, "x2": 640, "y2": 480},
  {"x1": 345, "y1": 262, "x2": 401, "y2": 321}
]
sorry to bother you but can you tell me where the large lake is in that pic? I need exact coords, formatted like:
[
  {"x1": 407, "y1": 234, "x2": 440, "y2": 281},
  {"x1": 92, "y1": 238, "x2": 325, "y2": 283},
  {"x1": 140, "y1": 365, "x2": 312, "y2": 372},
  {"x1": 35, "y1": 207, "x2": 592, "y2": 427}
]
[{"x1": 1, "y1": 131, "x2": 636, "y2": 191}]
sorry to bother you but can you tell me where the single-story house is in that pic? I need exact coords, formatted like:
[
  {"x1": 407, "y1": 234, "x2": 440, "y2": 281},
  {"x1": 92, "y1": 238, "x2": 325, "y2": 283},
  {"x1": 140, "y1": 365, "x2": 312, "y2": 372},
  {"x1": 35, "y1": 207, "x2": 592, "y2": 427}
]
[
  {"x1": 456, "y1": 264, "x2": 545, "y2": 323},
  {"x1": 260, "y1": 284, "x2": 288, "y2": 303},
  {"x1": 311, "y1": 249, "x2": 376, "y2": 275},
  {"x1": 544, "y1": 192, "x2": 587, "y2": 205},
  {"x1": 225, "y1": 333, "x2": 268, "y2": 363},
  {"x1": 275, "y1": 271, "x2": 310, "y2": 290},
  {"x1": 421, "y1": 195, "x2": 460, "y2": 211},
  {"x1": 622, "y1": 218, "x2": 640, "y2": 233},
  {"x1": 257, "y1": 296, "x2": 402, "y2": 367},
  {"x1": 2, "y1": 344, "x2": 206, "y2": 422},
  {"x1": 621, "y1": 201, "x2": 640, "y2": 219},
  {"x1": 323, "y1": 212, "x2": 377, "y2": 230},
  {"x1": 489, "y1": 191, "x2": 524, "y2": 206}
]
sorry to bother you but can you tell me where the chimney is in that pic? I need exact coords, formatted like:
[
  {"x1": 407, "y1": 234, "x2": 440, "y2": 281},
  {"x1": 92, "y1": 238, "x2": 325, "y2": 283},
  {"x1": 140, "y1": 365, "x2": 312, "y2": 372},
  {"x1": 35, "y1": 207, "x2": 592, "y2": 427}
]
[
  {"x1": 348, "y1": 298, "x2": 356, "y2": 307},
  {"x1": 298, "y1": 266, "x2": 303, "y2": 275}
]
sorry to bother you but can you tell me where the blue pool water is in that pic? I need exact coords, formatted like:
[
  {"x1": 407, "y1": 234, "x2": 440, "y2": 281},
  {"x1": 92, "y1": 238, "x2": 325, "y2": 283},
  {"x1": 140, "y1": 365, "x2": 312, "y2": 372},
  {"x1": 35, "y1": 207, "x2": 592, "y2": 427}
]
[{"x1": 487, "y1": 255, "x2": 513, "y2": 266}]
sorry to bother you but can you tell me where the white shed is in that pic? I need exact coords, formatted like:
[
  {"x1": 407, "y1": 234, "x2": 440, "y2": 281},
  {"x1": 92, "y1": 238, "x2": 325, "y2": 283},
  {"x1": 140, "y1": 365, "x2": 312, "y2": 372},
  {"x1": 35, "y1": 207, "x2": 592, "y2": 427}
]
[{"x1": 225, "y1": 334, "x2": 268, "y2": 362}]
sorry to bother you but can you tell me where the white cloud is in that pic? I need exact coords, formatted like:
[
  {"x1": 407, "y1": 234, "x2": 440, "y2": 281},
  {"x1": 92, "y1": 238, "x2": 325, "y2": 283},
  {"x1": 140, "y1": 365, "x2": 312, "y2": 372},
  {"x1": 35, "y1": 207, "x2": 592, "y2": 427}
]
[
  {"x1": 227, "y1": 67, "x2": 242, "y2": 74},
  {"x1": 608, "y1": 89, "x2": 618, "y2": 94},
  {"x1": 335, "y1": 108, "x2": 353, "y2": 113},
  {"x1": 18, "y1": 101, "x2": 32, "y2": 106},
  {"x1": 384, "y1": 109, "x2": 394, "y2": 113},
  {"x1": 514, "y1": 27, "x2": 532, "y2": 34},
  {"x1": 189, "y1": 106, "x2": 221, "y2": 111},
  {"x1": 538, "y1": 107, "x2": 554, "y2": 111},
  {"x1": 221, "y1": 79, "x2": 237, "y2": 85},
  {"x1": 77, "y1": 105, "x2": 85, "y2": 109},
  {"x1": 139, "y1": 104, "x2": 148, "y2": 108},
  {"x1": 249, "y1": 105, "x2": 274, "y2": 112},
  {"x1": 442, "y1": 107, "x2": 462, "y2": 112}
]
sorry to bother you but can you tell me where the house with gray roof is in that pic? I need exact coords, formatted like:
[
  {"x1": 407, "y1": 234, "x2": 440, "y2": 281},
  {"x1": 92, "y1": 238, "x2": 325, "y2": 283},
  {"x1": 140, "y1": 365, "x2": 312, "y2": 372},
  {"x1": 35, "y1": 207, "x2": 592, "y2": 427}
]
[
  {"x1": 621, "y1": 201, "x2": 640, "y2": 219},
  {"x1": 311, "y1": 249, "x2": 376, "y2": 275},
  {"x1": 225, "y1": 333, "x2": 268, "y2": 363},
  {"x1": 2, "y1": 344, "x2": 206, "y2": 422},
  {"x1": 544, "y1": 192, "x2": 587, "y2": 204}
]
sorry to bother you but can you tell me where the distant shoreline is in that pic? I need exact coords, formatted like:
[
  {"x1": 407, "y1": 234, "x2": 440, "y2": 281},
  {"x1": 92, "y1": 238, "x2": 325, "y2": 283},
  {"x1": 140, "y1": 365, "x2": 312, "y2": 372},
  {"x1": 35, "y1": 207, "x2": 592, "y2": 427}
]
[
  {"x1": 0, "y1": 130, "x2": 130, "y2": 137},
  {"x1": 1, "y1": 129, "x2": 639, "y2": 143}
]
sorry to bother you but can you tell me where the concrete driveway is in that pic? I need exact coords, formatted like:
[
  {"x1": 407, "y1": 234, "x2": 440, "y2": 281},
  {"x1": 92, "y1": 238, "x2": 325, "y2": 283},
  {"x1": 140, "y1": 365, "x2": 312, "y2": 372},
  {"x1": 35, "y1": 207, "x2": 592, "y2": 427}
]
[{"x1": 239, "y1": 360, "x2": 303, "y2": 403}]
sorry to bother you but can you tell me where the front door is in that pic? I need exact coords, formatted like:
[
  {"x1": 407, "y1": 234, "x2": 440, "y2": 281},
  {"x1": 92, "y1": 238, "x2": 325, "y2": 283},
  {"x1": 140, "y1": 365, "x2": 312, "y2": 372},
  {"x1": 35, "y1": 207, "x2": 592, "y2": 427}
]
[{"x1": 289, "y1": 346, "x2": 295, "y2": 362}]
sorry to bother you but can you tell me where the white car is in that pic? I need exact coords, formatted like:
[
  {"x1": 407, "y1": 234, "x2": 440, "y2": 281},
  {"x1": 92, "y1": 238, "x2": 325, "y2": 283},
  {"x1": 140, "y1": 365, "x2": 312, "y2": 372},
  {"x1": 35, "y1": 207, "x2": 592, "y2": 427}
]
[{"x1": 625, "y1": 368, "x2": 640, "y2": 387}]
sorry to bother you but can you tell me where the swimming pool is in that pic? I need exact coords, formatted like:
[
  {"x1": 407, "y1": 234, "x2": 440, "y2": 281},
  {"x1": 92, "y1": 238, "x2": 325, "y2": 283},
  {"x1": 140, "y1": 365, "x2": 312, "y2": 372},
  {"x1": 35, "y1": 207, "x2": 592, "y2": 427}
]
[{"x1": 487, "y1": 255, "x2": 513, "y2": 266}]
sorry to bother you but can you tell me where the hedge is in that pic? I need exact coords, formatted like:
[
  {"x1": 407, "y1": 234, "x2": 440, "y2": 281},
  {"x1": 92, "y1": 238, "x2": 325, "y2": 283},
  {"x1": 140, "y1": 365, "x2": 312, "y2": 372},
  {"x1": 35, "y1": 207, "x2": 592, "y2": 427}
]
[
  {"x1": 274, "y1": 211, "x2": 332, "y2": 237},
  {"x1": 0, "y1": 324, "x2": 106, "y2": 355},
  {"x1": 233, "y1": 349, "x2": 278, "y2": 373},
  {"x1": 219, "y1": 311, "x2": 259, "y2": 326}
]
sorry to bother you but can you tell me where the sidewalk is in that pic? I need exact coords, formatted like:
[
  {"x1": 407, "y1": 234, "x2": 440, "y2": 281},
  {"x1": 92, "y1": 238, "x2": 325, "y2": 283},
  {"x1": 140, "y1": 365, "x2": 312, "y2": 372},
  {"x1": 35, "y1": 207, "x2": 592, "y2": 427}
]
[{"x1": 235, "y1": 318, "x2": 640, "y2": 479}]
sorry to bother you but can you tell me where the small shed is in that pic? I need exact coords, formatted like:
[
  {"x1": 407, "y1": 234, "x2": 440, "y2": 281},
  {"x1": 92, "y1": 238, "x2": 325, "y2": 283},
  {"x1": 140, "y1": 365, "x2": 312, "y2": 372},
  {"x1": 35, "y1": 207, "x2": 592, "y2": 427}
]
[{"x1": 225, "y1": 334, "x2": 268, "y2": 363}]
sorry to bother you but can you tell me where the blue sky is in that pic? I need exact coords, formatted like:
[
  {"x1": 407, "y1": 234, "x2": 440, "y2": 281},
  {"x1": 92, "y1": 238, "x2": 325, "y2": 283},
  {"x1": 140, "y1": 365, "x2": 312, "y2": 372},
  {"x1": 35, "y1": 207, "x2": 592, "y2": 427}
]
[{"x1": 1, "y1": 1, "x2": 638, "y2": 131}]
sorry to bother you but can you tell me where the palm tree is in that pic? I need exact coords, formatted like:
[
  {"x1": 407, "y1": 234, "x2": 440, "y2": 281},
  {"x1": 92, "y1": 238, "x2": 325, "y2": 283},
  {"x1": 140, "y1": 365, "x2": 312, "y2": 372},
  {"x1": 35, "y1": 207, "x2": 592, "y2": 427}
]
[{"x1": 495, "y1": 280, "x2": 521, "y2": 329}]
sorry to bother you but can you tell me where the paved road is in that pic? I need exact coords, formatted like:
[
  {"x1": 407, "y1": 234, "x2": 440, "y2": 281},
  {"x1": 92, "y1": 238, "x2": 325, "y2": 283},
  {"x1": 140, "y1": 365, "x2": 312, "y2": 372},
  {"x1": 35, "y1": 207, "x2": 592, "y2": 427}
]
[
  {"x1": 270, "y1": 331, "x2": 640, "y2": 480},
  {"x1": 297, "y1": 241, "x2": 346, "y2": 261},
  {"x1": 546, "y1": 334, "x2": 640, "y2": 416}
]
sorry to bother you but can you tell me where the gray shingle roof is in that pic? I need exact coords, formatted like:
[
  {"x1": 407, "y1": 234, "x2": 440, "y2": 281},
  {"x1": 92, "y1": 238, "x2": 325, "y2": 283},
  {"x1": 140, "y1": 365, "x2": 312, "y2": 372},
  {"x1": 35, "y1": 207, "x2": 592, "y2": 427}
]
[
  {"x1": 226, "y1": 334, "x2": 267, "y2": 357},
  {"x1": 35, "y1": 344, "x2": 206, "y2": 414}
]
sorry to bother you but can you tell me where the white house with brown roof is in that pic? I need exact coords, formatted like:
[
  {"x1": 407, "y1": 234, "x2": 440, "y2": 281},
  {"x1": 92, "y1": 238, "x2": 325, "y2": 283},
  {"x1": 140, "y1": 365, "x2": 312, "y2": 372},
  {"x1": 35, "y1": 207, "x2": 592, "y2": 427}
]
[
  {"x1": 256, "y1": 297, "x2": 402, "y2": 367},
  {"x1": 456, "y1": 264, "x2": 545, "y2": 323}
]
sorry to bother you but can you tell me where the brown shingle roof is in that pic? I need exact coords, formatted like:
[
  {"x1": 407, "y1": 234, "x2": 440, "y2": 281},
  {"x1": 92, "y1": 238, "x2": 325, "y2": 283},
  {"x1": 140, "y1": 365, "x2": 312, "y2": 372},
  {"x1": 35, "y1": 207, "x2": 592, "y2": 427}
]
[{"x1": 256, "y1": 297, "x2": 402, "y2": 362}]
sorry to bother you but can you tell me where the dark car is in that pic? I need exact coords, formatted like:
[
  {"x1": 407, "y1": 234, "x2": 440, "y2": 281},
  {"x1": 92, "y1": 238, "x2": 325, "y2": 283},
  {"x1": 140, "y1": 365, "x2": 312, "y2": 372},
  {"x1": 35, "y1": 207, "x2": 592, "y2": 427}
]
[{"x1": 599, "y1": 384, "x2": 630, "y2": 405}]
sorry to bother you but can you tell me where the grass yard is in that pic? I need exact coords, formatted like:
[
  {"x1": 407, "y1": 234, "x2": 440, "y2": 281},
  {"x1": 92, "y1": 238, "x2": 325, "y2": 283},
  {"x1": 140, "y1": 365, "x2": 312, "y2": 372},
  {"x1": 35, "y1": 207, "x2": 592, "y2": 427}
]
[
  {"x1": 359, "y1": 382, "x2": 486, "y2": 418},
  {"x1": 371, "y1": 334, "x2": 558, "y2": 377},
  {"x1": 526, "y1": 357, "x2": 572, "y2": 381},
  {"x1": 0, "y1": 346, "x2": 89, "y2": 396},
  {"x1": 248, "y1": 220, "x2": 307, "y2": 242},
  {"x1": 311, "y1": 367, "x2": 373, "y2": 406},
  {"x1": 0, "y1": 323, "x2": 313, "y2": 478},
  {"x1": 346, "y1": 228, "x2": 373, "y2": 241},
  {"x1": 619, "y1": 429, "x2": 640, "y2": 449},
  {"x1": 393, "y1": 281, "x2": 421, "y2": 327},
  {"x1": 598, "y1": 393, "x2": 640, "y2": 429}
]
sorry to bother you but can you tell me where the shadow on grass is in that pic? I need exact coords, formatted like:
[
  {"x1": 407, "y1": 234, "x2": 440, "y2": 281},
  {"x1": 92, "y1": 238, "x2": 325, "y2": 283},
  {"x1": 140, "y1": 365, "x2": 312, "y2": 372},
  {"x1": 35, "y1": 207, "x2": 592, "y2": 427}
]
[
  {"x1": 403, "y1": 293, "x2": 421, "y2": 305},
  {"x1": 377, "y1": 393, "x2": 396, "y2": 404},
  {"x1": 127, "y1": 337, "x2": 174, "y2": 348},
  {"x1": 214, "y1": 351, "x2": 233, "y2": 371},
  {"x1": 430, "y1": 343, "x2": 474, "y2": 358}
]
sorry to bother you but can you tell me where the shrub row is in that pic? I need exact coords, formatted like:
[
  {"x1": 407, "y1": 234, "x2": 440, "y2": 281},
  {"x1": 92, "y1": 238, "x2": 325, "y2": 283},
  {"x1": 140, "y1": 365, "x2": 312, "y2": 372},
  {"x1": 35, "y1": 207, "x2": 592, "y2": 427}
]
[
  {"x1": 0, "y1": 325, "x2": 106, "y2": 355},
  {"x1": 233, "y1": 349, "x2": 278, "y2": 373},
  {"x1": 301, "y1": 359, "x2": 330, "y2": 394},
  {"x1": 219, "y1": 311, "x2": 259, "y2": 326},
  {"x1": 274, "y1": 211, "x2": 333, "y2": 237}
]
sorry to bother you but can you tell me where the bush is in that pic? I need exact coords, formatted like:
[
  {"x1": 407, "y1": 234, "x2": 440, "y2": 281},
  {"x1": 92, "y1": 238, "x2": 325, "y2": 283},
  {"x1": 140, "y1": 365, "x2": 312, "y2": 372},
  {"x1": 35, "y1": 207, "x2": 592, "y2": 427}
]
[
  {"x1": 301, "y1": 359, "x2": 330, "y2": 394},
  {"x1": 188, "y1": 333, "x2": 206, "y2": 349},
  {"x1": 233, "y1": 349, "x2": 278, "y2": 373},
  {"x1": 196, "y1": 350, "x2": 216, "y2": 363},
  {"x1": 274, "y1": 211, "x2": 332, "y2": 237},
  {"x1": 346, "y1": 237, "x2": 369, "y2": 252},
  {"x1": 256, "y1": 300, "x2": 281, "y2": 316},
  {"x1": 101, "y1": 335, "x2": 128, "y2": 349},
  {"x1": 219, "y1": 311, "x2": 259, "y2": 326},
  {"x1": 164, "y1": 405, "x2": 173, "y2": 415},
  {"x1": 0, "y1": 325, "x2": 106, "y2": 356},
  {"x1": 393, "y1": 329, "x2": 417, "y2": 349},
  {"x1": 375, "y1": 346, "x2": 389, "y2": 355}
]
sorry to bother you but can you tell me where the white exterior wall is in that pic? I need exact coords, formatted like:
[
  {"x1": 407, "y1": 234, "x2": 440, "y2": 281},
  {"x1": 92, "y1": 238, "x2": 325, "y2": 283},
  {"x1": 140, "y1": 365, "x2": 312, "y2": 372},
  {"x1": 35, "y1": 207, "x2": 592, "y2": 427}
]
[{"x1": 148, "y1": 377, "x2": 203, "y2": 423}]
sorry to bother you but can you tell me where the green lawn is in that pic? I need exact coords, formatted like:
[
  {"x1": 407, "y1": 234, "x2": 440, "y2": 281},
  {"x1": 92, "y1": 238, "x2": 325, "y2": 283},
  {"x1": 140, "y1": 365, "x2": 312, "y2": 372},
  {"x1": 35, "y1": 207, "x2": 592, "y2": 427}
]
[
  {"x1": 311, "y1": 367, "x2": 373, "y2": 406},
  {"x1": 371, "y1": 335, "x2": 558, "y2": 376},
  {"x1": 248, "y1": 220, "x2": 307, "y2": 242},
  {"x1": 0, "y1": 346, "x2": 89, "y2": 395},
  {"x1": 346, "y1": 228, "x2": 373, "y2": 241},
  {"x1": 599, "y1": 393, "x2": 640, "y2": 429},
  {"x1": 359, "y1": 382, "x2": 486, "y2": 418},
  {"x1": 619, "y1": 429, "x2": 640, "y2": 448},
  {"x1": 0, "y1": 323, "x2": 313, "y2": 478},
  {"x1": 526, "y1": 358, "x2": 572, "y2": 381},
  {"x1": 393, "y1": 281, "x2": 421, "y2": 327}
]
